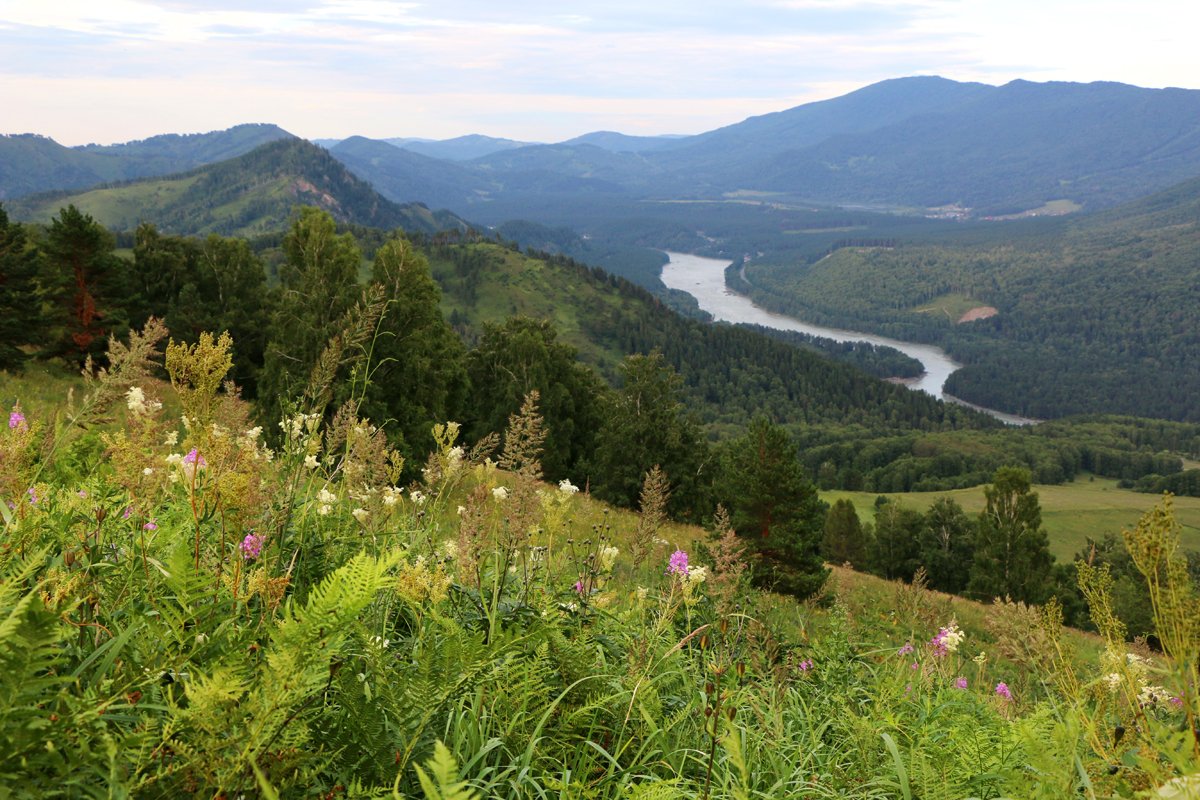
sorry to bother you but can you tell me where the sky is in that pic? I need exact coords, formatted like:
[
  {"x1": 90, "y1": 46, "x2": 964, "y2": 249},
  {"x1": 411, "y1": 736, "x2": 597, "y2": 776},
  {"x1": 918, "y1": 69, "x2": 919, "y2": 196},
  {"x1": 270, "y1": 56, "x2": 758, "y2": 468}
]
[{"x1": 1, "y1": 0, "x2": 1197, "y2": 146}]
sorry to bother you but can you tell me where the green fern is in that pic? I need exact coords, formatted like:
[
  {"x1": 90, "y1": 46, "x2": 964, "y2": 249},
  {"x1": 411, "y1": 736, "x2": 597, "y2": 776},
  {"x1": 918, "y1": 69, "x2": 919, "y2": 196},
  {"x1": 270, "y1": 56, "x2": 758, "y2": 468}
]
[{"x1": 413, "y1": 741, "x2": 480, "y2": 800}]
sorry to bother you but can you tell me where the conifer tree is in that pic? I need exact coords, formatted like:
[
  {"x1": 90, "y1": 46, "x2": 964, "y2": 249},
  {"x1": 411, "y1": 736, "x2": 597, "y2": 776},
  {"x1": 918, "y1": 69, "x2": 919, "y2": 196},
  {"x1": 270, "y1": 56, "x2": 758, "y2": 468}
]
[
  {"x1": 589, "y1": 351, "x2": 710, "y2": 517},
  {"x1": 259, "y1": 208, "x2": 361, "y2": 423},
  {"x1": 868, "y1": 500, "x2": 923, "y2": 581},
  {"x1": 821, "y1": 498, "x2": 869, "y2": 568},
  {"x1": 41, "y1": 205, "x2": 130, "y2": 362},
  {"x1": 917, "y1": 497, "x2": 974, "y2": 593},
  {"x1": 967, "y1": 466, "x2": 1054, "y2": 603},
  {"x1": 0, "y1": 206, "x2": 43, "y2": 370},
  {"x1": 721, "y1": 416, "x2": 827, "y2": 598},
  {"x1": 359, "y1": 234, "x2": 467, "y2": 468}
]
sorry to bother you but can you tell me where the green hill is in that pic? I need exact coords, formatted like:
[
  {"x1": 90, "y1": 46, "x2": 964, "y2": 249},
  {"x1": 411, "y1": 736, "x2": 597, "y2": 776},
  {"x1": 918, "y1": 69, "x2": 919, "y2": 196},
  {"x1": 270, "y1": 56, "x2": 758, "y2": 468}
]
[
  {"x1": 8, "y1": 138, "x2": 473, "y2": 237},
  {"x1": 0, "y1": 124, "x2": 292, "y2": 200}
]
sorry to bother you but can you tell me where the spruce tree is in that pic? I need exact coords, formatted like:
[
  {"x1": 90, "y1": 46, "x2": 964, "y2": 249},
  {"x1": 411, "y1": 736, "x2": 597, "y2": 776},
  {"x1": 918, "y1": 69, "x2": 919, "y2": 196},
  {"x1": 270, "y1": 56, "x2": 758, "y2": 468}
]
[
  {"x1": 868, "y1": 500, "x2": 923, "y2": 581},
  {"x1": 967, "y1": 467, "x2": 1054, "y2": 603}
]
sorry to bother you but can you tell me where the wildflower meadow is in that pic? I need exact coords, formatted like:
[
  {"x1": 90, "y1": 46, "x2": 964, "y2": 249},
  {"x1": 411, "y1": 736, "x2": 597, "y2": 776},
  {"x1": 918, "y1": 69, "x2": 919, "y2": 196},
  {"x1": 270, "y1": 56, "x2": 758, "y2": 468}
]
[{"x1": 1, "y1": 326, "x2": 1198, "y2": 798}]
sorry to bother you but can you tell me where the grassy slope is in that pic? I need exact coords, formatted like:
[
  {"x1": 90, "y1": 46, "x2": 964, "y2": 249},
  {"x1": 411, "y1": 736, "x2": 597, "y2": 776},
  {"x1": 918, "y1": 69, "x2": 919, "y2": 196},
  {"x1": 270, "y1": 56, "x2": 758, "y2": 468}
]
[{"x1": 823, "y1": 476, "x2": 1200, "y2": 559}]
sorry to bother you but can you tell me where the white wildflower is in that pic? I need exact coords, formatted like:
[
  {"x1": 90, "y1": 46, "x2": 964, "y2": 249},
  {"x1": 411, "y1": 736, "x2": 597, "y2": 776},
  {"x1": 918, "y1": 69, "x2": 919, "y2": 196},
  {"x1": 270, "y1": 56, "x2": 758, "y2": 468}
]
[
  {"x1": 558, "y1": 479, "x2": 579, "y2": 495},
  {"x1": 243, "y1": 426, "x2": 262, "y2": 441},
  {"x1": 318, "y1": 488, "x2": 337, "y2": 504},
  {"x1": 142, "y1": 467, "x2": 154, "y2": 476},
  {"x1": 441, "y1": 540, "x2": 458, "y2": 559},
  {"x1": 382, "y1": 487, "x2": 401, "y2": 507},
  {"x1": 456, "y1": 505, "x2": 466, "y2": 516},
  {"x1": 410, "y1": 490, "x2": 427, "y2": 506},
  {"x1": 1103, "y1": 673, "x2": 1123, "y2": 693},
  {"x1": 636, "y1": 586, "x2": 649, "y2": 602},
  {"x1": 304, "y1": 454, "x2": 319, "y2": 470},
  {"x1": 598, "y1": 545, "x2": 619, "y2": 572},
  {"x1": 492, "y1": 486, "x2": 509, "y2": 501},
  {"x1": 164, "y1": 431, "x2": 179, "y2": 447},
  {"x1": 318, "y1": 504, "x2": 332, "y2": 516},
  {"x1": 352, "y1": 508, "x2": 369, "y2": 524},
  {"x1": 125, "y1": 386, "x2": 147, "y2": 415}
]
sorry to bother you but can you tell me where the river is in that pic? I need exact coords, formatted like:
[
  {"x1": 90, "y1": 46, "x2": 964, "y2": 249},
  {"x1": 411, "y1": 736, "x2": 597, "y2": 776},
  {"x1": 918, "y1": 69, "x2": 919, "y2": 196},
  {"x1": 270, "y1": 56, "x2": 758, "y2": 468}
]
[{"x1": 659, "y1": 251, "x2": 1036, "y2": 426}]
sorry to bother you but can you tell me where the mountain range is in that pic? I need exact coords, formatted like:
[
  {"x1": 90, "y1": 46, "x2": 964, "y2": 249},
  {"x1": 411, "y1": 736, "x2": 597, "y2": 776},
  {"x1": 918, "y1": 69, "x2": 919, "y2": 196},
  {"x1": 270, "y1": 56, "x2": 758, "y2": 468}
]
[{"x1": 8, "y1": 76, "x2": 1200, "y2": 222}]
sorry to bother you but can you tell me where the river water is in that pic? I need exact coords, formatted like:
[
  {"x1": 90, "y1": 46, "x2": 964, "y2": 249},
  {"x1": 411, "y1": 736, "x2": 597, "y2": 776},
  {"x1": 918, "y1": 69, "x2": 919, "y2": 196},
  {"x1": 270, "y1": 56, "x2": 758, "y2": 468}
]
[{"x1": 659, "y1": 251, "x2": 1036, "y2": 426}]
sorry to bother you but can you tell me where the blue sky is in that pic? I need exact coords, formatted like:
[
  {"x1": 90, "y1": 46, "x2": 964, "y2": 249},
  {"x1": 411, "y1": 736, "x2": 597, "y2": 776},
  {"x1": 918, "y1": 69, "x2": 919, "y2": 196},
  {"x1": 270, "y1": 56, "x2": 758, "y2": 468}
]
[{"x1": 1, "y1": 0, "x2": 1196, "y2": 145}]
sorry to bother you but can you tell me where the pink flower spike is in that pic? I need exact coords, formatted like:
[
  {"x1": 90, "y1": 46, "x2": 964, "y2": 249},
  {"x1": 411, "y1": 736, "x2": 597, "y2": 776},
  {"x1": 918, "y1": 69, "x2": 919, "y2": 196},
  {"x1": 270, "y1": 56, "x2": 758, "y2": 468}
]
[
  {"x1": 122, "y1": 506, "x2": 132, "y2": 519},
  {"x1": 667, "y1": 550, "x2": 689, "y2": 575},
  {"x1": 241, "y1": 532, "x2": 264, "y2": 560},
  {"x1": 954, "y1": 677, "x2": 968, "y2": 690},
  {"x1": 995, "y1": 682, "x2": 1012, "y2": 701},
  {"x1": 143, "y1": 520, "x2": 158, "y2": 531},
  {"x1": 573, "y1": 580, "x2": 584, "y2": 594},
  {"x1": 9, "y1": 410, "x2": 27, "y2": 430},
  {"x1": 183, "y1": 448, "x2": 207, "y2": 467},
  {"x1": 898, "y1": 642, "x2": 914, "y2": 656}
]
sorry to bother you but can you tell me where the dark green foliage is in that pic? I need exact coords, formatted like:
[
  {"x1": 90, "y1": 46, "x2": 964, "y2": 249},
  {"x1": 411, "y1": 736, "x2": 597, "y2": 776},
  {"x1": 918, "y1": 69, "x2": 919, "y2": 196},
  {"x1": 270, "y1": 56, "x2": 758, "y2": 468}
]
[
  {"x1": 358, "y1": 235, "x2": 468, "y2": 469},
  {"x1": 39, "y1": 205, "x2": 130, "y2": 362},
  {"x1": 465, "y1": 316, "x2": 605, "y2": 481},
  {"x1": 916, "y1": 498, "x2": 975, "y2": 593},
  {"x1": 821, "y1": 498, "x2": 869, "y2": 568},
  {"x1": 721, "y1": 416, "x2": 828, "y2": 598},
  {"x1": 132, "y1": 225, "x2": 272, "y2": 393},
  {"x1": 734, "y1": 323, "x2": 924, "y2": 380},
  {"x1": 258, "y1": 208, "x2": 363, "y2": 420},
  {"x1": 967, "y1": 467, "x2": 1054, "y2": 603},
  {"x1": 868, "y1": 500, "x2": 923, "y2": 582},
  {"x1": 0, "y1": 205, "x2": 43, "y2": 369},
  {"x1": 589, "y1": 352, "x2": 711, "y2": 518}
]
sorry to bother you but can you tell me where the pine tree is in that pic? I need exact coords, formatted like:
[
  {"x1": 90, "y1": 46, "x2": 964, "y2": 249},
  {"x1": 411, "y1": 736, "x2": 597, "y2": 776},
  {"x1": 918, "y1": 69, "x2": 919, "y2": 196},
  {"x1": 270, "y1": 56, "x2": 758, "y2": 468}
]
[
  {"x1": 40, "y1": 205, "x2": 130, "y2": 363},
  {"x1": 721, "y1": 416, "x2": 828, "y2": 598},
  {"x1": 967, "y1": 466, "x2": 1054, "y2": 603},
  {"x1": 868, "y1": 500, "x2": 923, "y2": 581},
  {"x1": 0, "y1": 207, "x2": 43, "y2": 370}
]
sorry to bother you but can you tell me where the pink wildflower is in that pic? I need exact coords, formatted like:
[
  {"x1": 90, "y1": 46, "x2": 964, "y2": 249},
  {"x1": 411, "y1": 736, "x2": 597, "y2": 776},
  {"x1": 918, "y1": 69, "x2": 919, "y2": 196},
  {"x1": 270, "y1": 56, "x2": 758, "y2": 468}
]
[
  {"x1": 910, "y1": 661, "x2": 920, "y2": 671},
  {"x1": 26, "y1": 487, "x2": 38, "y2": 505},
  {"x1": 573, "y1": 580, "x2": 584, "y2": 594},
  {"x1": 183, "y1": 448, "x2": 207, "y2": 467},
  {"x1": 241, "y1": 532, "x2": 264, "y2": 560},
  {"x1": 122, "y1": 506, "x2": 133, "y2": 519},
  {"x1": 9, "y1": 410, "x2": 26, "y2": 430},
  {"x1": 667, "y1": 550, "x2": 689, "y2": 576},
  {"x1": 143, "y1": 520, "x2": 158, "y2": 531},
  {"x1": 798, "y1": 658, "x2": 814, "y2": 672},
  {"x1": 898, "y1": 642, "x2": 914, "y2": 656},
  {"x1": 954, "y1": 677, "x2": 968, "y2": 690},
  {"x1": 1170, "y1": 696, "x2": 1185, "y2": 708},
  {"x1": 995, "y1": 682, "x2": 1012, "y2": 701}
]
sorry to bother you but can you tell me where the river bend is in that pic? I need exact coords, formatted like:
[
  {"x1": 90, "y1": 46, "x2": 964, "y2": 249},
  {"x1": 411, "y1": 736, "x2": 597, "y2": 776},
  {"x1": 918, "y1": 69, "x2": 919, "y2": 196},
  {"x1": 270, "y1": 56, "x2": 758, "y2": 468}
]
[{"x1": 659, "y1": 251, "x2": 1035, "y2": 426}]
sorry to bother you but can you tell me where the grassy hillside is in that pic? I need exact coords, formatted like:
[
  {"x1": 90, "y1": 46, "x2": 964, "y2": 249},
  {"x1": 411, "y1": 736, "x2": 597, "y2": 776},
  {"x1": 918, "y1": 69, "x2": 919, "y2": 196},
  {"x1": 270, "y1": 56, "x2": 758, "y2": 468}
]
[
  {"x1": 824, "y1": 476, "x2": 1200, "y2": 560},
  {"x1": 9, "y1": 138, "x2": 473, "y2": 237}
]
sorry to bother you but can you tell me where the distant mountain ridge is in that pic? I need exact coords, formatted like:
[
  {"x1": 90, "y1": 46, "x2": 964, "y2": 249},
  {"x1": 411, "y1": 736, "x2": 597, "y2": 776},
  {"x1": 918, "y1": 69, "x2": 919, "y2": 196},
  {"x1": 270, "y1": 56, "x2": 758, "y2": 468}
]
[
  {"x1": 8, "y1": 77, "x2": 1200, "y2": 220},
  {"x1": 7, "y1": 138, "x2": 472, "y2": 237},
  {"x1": 0, "y1": 123, "x2": 292, "y2": 200}
]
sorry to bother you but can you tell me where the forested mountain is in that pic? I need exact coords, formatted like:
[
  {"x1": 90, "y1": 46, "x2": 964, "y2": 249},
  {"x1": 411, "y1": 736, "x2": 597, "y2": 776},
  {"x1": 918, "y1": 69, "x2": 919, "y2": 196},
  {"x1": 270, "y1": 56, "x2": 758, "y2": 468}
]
[
  {"x1": 740, "y1": 176, "x2": 1200, "y2": 421},
  {"x1": 0, "y1": 124, "x2": 291, "y2": 200},
  {"x1": 7, "y1": 138, "x2": 473, "y2": 237}
]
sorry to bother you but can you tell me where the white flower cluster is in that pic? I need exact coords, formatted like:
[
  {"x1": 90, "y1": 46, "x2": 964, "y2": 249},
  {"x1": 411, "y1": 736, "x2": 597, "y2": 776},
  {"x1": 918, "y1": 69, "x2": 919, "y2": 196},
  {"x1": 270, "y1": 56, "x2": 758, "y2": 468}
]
[
  {"x1": 598, "y1": 545, "x2": 619, "y2": 573},
  {"x1": 492, "y1": 486, "x2": 509, "y2": 501},
  {"x1": 558, "y1": 479, "x2": 579, "y2": 495},
  {"x1": 352, "y1": 507, "x2": 370, "y2": 524},
  {"x1": 317, "y1": 487, "x2": 337, "y2": 516},
  {"x1": 280, "y1": 412, "x2": 322, "y2": 442},
  {"x1": 125, "y1": 386, "x2": 161, "y2": 416},
  {"x1": 382, "y1": 486, "x2": 403, "y2": 507},
  {"x1": 938, "y1": 622, "x2": 965, "y2": 654}
]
